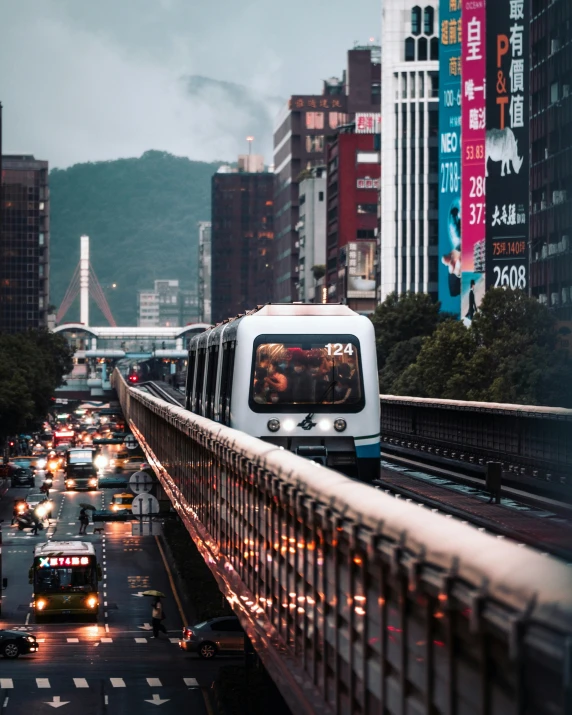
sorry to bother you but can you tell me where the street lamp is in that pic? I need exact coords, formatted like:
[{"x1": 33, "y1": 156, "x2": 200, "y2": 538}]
[{"x1": 246, "y1": 136, "x2": 254, "y2": 155}]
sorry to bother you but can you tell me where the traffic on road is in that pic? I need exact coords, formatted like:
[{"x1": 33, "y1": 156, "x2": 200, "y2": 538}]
[{"x1": 0, "y1": 407, "x2": 241, "y2": 714}]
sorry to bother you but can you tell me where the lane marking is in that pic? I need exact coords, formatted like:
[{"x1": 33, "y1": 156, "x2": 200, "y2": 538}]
[
  {"x1": 73, "y1": 678, "x2": 89, "y2": 688},
  {"x1": 134, "y1": 638, "x2": 147, "y2": 643},
  {"x1": 100, "y1": 638, "x2": 113, "y2": 643},
  {"x1": 25, "y1": 613, "x2": 30, "y2": 625},
  {"x1": 110, "y1": 678, "x2": 125, "y2": 688},
  {"x1": 169, "y1": 638, "x2": 179, "y2": 644},
  {"x1": 2, "y1": 698, "x2": 8, "y2": 709},
  {"x1": 0, "y1": 679, "x2": 14, "y2": 689},
  {"x1": 155, "y1": 535, "x2": 187, "y2": 625},
  {"x1": 67, "y1": 638, "x2": 79, "y2": 643},
  {"x1": 105, "y1": 623, "x2": 109, "y2": 633},
  {"x1": 36, "y1": 678, "x2": 51, "y2": 688},
  {"x1": 105, "y1": 695, "x2": 109, "y2": 705},
  {"x1": 184, "y1": 678, "x2": 199, "y2": 687},
  {"x1": 146, "y1": 678, "x2": 162, "y2": 687}
]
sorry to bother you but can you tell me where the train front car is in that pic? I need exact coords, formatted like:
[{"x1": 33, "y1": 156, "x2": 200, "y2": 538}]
[{"x1": 186, "y1": 305, "x2": 380, "y2": 483}]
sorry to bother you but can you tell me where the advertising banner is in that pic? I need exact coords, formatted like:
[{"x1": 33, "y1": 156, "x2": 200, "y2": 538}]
[
  {"x1": 438, "y1": 0, "x2": 462, "y2": 316},
  {"x1": 461, "y1": 0, "x2": 487, "y2": 323},
  {"x1": 485, "y1": 0, "x2": 529, "y2": 293},
  {"x1": 346, "y1": 242, "x2": 376, "y2": 298}
]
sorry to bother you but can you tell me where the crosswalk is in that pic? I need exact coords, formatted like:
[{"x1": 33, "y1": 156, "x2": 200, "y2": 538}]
[
  {"x1": 0, "y1": 676, "x2": 200, "y2": 689},
  {"x1": 6, "y1": 632, "x2": 180, "y2": 645}
]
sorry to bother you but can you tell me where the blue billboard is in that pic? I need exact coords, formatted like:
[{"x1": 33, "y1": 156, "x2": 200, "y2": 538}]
[{"x1": 437, "y1": 0, "x2": 462, "y2": 315}]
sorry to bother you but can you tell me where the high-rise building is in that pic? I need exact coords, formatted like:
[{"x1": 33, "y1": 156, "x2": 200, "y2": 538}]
[
  {"x1": 325, "y1": 122, "x2": 380, "y2": 313},
  {"x1": 0, "y1": 155, "x2": 50, "y2": 332},
  {"x1": 137, "y1": 279, "x2": 198, "y2": 327},
  {"x1": 298, "y1": 166, "x2": 327, "y2": 303},
  {"x1": 379, "y1": 2, "x2": 440, "y2": 302},
  {"x1": 197, "y1": 221, "x2": 212, "y2": 324},
  {"x1": 272, "y1": 47, "x2": 381, "y2": 302},
  {"x1": 529, "y1": 0, "x2": 572, "y2": 318},
  {"x1": 211, "y1": 158, "x2": 274, "y2": 324}
]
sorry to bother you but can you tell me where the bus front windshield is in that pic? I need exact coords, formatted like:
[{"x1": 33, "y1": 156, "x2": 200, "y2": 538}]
[{"x1": 35, "y1": 566, "x2": 96, "y2": 593}]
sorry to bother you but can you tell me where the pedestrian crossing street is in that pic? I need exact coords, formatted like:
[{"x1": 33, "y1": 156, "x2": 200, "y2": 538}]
[{"x1": 0, "y1": 676, "x2": 200, "y2": 690}]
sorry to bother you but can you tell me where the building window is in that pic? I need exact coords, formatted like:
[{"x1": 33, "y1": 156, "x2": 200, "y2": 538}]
[
  {"x1": 357, "y1": 230, "x2": 376, "y2": 239},
  {"x1": 306, "y1": 112, "x2": 324, "y2": 130},
  {"x1": 306, "y1": 135, "x2": 324, "y2": 152},
  {"x1": 550, "y1": 82, "x2": 559, "y2": 103},
  {"x1": 430, "y1": 37, "x2": 439, "y2": 60},
  {"x1": 39, "y1": 233, "x2": 45, "y2": 246},
  {"x1": 319, "y1": 192, "x2": 324, "y2": 201},
  {"x1": 357, "y1": 204, "x2": 377, "y2": 214},
  {"x1": 424, "y1": 6, "x2": 434, "y2": 35},
  {"x1": 329, "y1": 112, "x2": 347, "y2": 130},
  {"x1": 411, "y1": 6, "x2": 421, "y2": 35},
  {"x1": 418, "y1": 37, "x2": 428, "y2": 61},
  {"x1": 405, "y1": 37, "x2": 415, "y2": 62}
]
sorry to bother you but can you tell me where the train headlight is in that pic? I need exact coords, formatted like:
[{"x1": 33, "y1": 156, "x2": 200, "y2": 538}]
[
  {"x1": 283, "y1": 419, "x2": 296, "y2": 432},
  {"x1": 267, "y1": 419, "x2": 281, "y2": 433},
  {"x1": 318, "y1": 419, "x2": 331, "y2": 431},
  {"x1": 334, "y1": 418, "x2": 347, "y2": 432}
]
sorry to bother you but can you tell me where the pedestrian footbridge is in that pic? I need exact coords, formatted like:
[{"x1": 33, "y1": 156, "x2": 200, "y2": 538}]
[{"x1": 112, "y1": 370, "x2": 572, "y2": 715}]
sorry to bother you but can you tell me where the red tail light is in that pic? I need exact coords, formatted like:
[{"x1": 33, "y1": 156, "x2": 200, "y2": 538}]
[{"x1": 183, "y1": 628, "x2": 193, "y2": 639}]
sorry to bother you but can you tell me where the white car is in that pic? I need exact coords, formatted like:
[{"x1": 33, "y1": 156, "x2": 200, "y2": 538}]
[{"x1": 26, "y1": 493, "x2": 53, "y2": 520}]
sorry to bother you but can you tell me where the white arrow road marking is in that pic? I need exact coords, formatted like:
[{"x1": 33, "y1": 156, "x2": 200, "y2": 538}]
[
  {"x1": 45, "y1": 696, "x2": 70, "y2": 709},
  {"x1": 145, "y1": 694, "x2": 170, "y2": 706},
  {"x1": 138, "y1": 623, "x2": 152, "y2": 631}
]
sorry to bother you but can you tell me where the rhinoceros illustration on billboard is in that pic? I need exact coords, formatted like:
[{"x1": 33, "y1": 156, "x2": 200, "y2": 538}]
[{"x1": 485, "y1": 127, "x2": 524, "y2": 177}]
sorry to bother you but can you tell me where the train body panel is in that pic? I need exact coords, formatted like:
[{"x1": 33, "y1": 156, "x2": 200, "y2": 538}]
[{"x1": 185, "y1": 305, "x2": 380, "y2": 482}]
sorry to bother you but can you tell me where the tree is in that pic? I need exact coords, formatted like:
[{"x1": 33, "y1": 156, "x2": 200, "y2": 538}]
[
  {"x1": 370, "y1": 292, "x2": 443, "y2": 370},
  {"x1": 398, "y1": 288, "x2": 572, "y2": 407}
]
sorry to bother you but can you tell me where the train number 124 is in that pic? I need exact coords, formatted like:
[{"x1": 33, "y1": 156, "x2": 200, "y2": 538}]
[{"x1": 326, "y1": 343, "x2": 354, "y2": 356}]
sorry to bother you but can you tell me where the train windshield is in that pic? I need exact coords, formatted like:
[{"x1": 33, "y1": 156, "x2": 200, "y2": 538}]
[{"x1": 250, "y1": 335, "x2": 363, "y2": 412}]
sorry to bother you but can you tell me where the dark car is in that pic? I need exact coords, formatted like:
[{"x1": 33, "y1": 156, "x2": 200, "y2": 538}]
[
  {"x1": 10, "y1": 465, "x2": 35, "y2": 488},
  {"x1": 179, "y1": 616, "x2": 245, "y2": 659},
  {"x1": 0, "y1": 630, "x2": 39, "y2": 659}
]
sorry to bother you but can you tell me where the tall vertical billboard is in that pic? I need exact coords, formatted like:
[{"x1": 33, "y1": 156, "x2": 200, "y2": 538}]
[
  {"x1": 461, "y1": 0, "x2": 487, "y2": 323},
  {"x1": 438, "y1": 0, "x2": 462, "y2": 316},
  {"x1": 485, "y1": 0, "x2": 529, "y2": 294}
]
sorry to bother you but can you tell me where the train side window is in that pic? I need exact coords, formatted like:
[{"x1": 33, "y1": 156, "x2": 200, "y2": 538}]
[
  {"x1": 220, "y1": 341, "x2": 236, "y2": 426},
  {"x1": 195, "y1": 348, "x2": 206, "y2": 414},
  {"x1": 186, "y1": 350, "x2": 196, "y2": 406},
  {"x1": 205, "y1": 345, "x2": 219, "y2": 419}
]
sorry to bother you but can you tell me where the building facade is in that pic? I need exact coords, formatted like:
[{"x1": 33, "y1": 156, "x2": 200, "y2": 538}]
[
  {"x1": 197, "y1": 221, "x2": 212, "y2": 324},
  {"x1": 137, "y1": 279, "x2": 198, "y2": 327},
  {"x1": 0, "y1": 155, "x2": 50, "y2": 332},
  {"x1": 379, "y1": 2, "x2": 440, "y2": 302},
  {"x1": 298, "y1": 166, "x2": 326, "y2": 303},
  {"x1": 529, "y1": 0, "x2": 572, "y2": 318},
  {"x1": 325, "y1": 124, "x2": 380, "y2": 313},
  {"x1": 272, "y1": 47, "x2": 381, "y2": 302},
  {"x1": 211, "y1": 159, "x2": 274, "y2": 324}
]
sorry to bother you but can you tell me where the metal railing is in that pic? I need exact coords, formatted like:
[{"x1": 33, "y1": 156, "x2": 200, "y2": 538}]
[{"x1": 113, "y1": 370, "x2": 572, "y2": 715}]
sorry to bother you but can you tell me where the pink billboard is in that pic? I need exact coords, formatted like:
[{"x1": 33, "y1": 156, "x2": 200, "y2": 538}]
[{"x1": 461, "y1": 0, "x2": 487, "y2": 322}]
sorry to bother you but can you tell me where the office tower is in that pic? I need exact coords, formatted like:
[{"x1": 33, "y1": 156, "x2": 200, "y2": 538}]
[
  {"x1": 198, "y1": 221, "x2": 212, "y2": 324},
  {"x1": 0, "y1": 155, "x2": 50, "y2": 331},
  {"x1": 298, "y1": 166, "x2": 327, "y2": 303},
  {"x1": 379, "y1": 2, "x2": 440, "y2": 301},
  {"x1": 529, "y1": 0, "x2": 572, "y2": 317},
  {"x1": 211, "y1": 158, "x2": 274, "y2": 323},
  {"x1": 273, "y1": 46, "x2": 381, "y2": 302}
]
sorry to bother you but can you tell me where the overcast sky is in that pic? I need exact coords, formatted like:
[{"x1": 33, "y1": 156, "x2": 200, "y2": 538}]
[{"x1": 1, "y1": 0, "x2": 379, "y2": 168}]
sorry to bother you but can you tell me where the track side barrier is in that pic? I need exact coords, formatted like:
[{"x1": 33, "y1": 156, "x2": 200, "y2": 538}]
[{"x1": 114, "y1": 369, "x2": 572, "y2": 715}]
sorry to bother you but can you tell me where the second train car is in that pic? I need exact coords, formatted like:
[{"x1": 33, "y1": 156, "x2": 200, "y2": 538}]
[{"x1": 185, "y1": 304, "x2": 380, "y2": 482}]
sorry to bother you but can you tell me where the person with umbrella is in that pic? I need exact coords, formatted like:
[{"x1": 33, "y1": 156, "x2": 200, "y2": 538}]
[
  {"x1": 78, "y1": 503, "x2": 95, "y2": 535},
  {"x1": 143, "y1": 590, "x2": 167, "y2": 639}
]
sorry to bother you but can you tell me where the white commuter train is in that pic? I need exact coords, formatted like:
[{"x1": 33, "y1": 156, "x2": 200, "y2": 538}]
[{"x1": 185, "y1": 304, "x2": 380, "y2": 482}]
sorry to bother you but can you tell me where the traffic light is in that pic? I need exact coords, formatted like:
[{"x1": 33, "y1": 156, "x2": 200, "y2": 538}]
[{"x1": 128, "y1": 374, "x2": 138, "y2": 384}]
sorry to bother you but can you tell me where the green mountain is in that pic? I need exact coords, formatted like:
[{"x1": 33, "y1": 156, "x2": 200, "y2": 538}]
[{"x1": 50, "y1": 151, "x2": 224, "y2": 326}]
